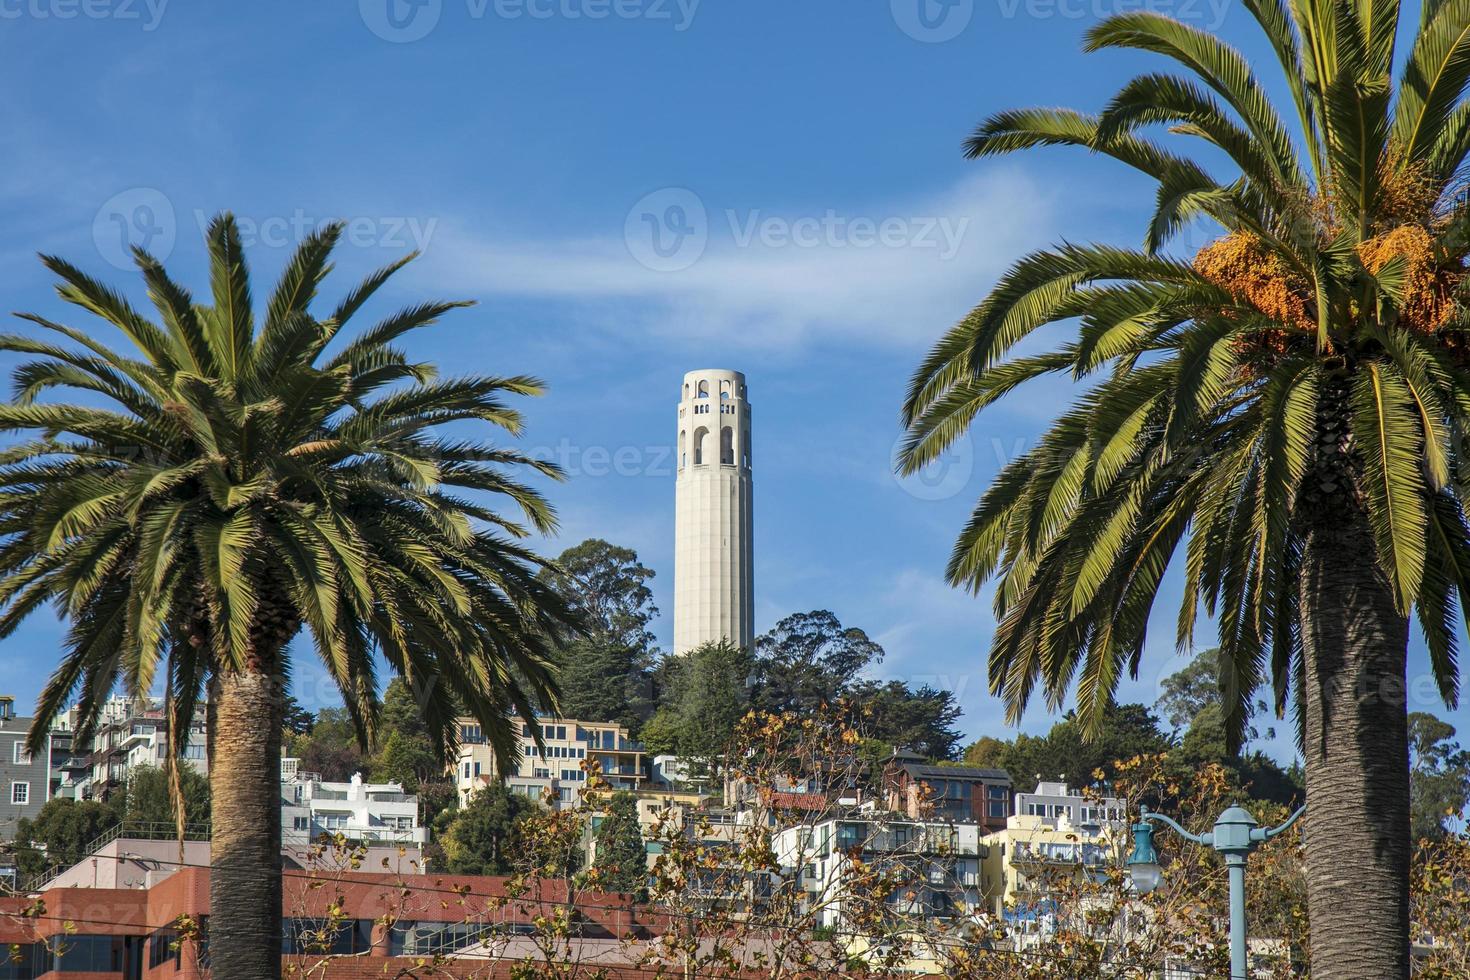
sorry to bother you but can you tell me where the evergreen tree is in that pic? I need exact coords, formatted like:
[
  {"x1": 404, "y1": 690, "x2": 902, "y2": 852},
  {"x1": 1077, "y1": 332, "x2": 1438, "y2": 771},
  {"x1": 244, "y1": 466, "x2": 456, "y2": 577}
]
[
  {"x1": 286, "y1": 707, "x2": 366, "y2": 781},
  {"x1": 649, "y1": 640, "x2": 753, "y2": 774},
  {"x1": 752, "y1": 610, "x2": 884, "y2": 715},
  {"x1": 439, "y1": 783, "x2": 535, "y2": 876},
  {"x1": 592, "y1": 791, "x2": 647, "y2": 895},
  {"x1": 11, "y1": 797, "x2": 121, "y2": 878},
  {"x1": 541, "y1": 540, "x2": 659, "y2": 731},
  {"x1": 370, "y1": 731, "x2": 439, "y2": 794},
  {"x1": 852, "y1": 680, "x2": 964, "y2": 761},
  {"x1": 1409, "y1": 713, "x2": 1470, "y2": 842},
  {"x1": 122, "y1": 764, "x2": 212, "y2": 826}
]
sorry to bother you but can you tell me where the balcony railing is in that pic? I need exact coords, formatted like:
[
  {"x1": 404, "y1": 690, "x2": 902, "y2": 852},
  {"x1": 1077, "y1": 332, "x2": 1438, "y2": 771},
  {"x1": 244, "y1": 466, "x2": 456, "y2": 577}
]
[
  {"x1": 18, "y1": 821, "x2": 211, "y2": 893},
  {"x1": 1010, "y1": 843, "x2": 1111, "y2": 867}
]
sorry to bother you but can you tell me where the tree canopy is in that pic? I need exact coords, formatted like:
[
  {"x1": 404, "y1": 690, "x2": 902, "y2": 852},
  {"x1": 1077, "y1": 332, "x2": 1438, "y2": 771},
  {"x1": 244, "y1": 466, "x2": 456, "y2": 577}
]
[{"x1": 540, "y1": 539, "x2": 659, "y2": 732}]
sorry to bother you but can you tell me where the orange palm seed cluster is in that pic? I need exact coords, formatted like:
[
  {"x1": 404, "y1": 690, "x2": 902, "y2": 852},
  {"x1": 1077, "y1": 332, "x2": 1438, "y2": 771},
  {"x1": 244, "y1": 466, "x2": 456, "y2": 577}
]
[
  {"x1": 1357, "y1": 224, "x2": 1460, "y2": 333},
  {"x1": 1192, "y1": 233, "x2": 1314, "y2": 332}
]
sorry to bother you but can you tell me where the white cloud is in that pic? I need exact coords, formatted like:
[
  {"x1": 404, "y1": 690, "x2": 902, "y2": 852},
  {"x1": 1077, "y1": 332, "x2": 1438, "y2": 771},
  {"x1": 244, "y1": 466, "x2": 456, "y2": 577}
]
[{"x1": 420, "y1": 168, "x2": 1059, "y2": 351}]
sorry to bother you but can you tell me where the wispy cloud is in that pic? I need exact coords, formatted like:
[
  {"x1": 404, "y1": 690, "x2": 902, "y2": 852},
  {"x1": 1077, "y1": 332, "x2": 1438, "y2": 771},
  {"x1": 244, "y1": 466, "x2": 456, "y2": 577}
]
[{"x1": 422, "y1": 169, "x2": 1060, "y2": 350}]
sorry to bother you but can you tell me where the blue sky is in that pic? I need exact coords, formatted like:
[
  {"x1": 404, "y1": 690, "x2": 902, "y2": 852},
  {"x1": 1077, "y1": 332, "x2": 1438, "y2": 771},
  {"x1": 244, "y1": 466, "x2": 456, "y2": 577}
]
[{"x1": 0, "y1": 0, "x2": 1463, "y2": 761}]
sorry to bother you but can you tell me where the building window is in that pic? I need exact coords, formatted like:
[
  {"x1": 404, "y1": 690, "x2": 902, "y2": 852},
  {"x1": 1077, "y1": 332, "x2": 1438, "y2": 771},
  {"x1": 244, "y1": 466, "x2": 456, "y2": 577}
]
[
  {"x1": 184, "y1": 744, "x2": 205, "y2": 760},
  {"x1": 988, "y1": 801, "x2": 1006, "y2": 818},
  {"x1": 12, "y1": 742, "x2": 31, "y2": 765},
  {"x1": 283, "y1": 918, "x2": 372, "y2": 956},
  {"x1": 390, "y1": 922, "x2": 496, "y2": 957},
  {"x1": 292, "y1": 816, "x2": 310, "y2": 831},
  {"x1": 10, "y1": 782, "x2": 28, "y2": 805},
  {"x1": 320, "y1": 812, "x2": 348, "y2": 829},
  {"x1": 148, "y1": 929, "x2": 181, "y2": 969},
  {"x1": 693, "y1": 426, "x2": 708, "y2": 465},
  {"x1": 47, "y1": 935, "x2": 124, "y2": 973}
]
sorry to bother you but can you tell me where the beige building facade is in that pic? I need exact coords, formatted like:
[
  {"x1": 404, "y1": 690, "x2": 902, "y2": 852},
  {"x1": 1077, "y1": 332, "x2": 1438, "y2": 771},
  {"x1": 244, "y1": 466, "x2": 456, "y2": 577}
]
[{"x1": 451, "y1": 717, "x2": 645, "y2": 808}]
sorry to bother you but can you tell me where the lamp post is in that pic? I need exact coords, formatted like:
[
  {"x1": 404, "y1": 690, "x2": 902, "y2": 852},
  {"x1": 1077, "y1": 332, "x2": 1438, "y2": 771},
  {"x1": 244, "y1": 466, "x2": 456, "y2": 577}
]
[{"x1": 1126, "y1": 802, "x2": 1305, "y2": 980}]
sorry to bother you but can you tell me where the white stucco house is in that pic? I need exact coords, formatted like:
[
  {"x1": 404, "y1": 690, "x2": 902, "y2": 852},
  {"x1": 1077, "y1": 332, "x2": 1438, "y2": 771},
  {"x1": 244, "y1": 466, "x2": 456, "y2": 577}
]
[{"x1": 280, "y1": 761, "x2": 427, "y2": 846}]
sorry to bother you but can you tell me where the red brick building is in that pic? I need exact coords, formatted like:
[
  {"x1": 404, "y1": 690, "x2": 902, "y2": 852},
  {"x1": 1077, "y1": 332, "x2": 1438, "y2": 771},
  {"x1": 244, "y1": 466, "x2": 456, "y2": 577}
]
[{"x1": 0, "y1": 869, "x2": 671, "y2": 980}]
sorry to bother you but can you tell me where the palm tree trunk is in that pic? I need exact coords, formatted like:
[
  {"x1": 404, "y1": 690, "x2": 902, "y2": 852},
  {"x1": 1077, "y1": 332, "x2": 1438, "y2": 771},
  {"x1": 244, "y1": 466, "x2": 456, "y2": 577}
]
[
  {"x1": 1299, "y1": 483, "x2": 1411, "y2": 979},
  {"x1": 208, "y1": 669, "x2": 284, "y2": 980}
]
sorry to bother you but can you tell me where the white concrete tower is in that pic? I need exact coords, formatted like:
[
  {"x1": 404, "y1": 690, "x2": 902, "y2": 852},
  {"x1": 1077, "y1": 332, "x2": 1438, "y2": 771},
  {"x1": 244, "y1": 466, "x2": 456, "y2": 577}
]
[{"x1": 674, "y1": 369, "x2": 754, "y2": 654}]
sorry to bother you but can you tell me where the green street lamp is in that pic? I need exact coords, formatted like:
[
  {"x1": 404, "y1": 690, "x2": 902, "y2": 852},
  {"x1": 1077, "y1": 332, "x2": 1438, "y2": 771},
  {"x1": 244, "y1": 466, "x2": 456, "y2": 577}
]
[{"x1": 1126, "y1": 802, "x2": 1305, "y2": 980}]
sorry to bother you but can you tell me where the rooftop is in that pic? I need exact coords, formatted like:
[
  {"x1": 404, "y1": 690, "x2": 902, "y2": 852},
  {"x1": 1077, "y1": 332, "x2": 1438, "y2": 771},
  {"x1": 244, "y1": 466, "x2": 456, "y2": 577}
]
[{"x1": 896, "y1": 762, "x2": 1010, "y2": 781}]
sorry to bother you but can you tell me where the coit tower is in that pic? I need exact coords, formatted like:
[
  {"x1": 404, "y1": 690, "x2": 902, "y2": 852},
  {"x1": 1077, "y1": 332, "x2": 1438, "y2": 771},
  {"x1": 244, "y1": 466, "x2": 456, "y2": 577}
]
[{"x1": 674, "y1": 369, "x2": 754, "y2": 654}]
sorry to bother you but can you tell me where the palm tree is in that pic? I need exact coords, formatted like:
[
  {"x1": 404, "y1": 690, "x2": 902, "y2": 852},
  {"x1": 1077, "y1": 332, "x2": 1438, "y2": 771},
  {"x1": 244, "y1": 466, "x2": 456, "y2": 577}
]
[
  {"x1": 2, "y1": 215, "x2": 574, "y2": 980},
  {"x1": 899, "y1": 3, "x2": 1470, "y2": 976}
]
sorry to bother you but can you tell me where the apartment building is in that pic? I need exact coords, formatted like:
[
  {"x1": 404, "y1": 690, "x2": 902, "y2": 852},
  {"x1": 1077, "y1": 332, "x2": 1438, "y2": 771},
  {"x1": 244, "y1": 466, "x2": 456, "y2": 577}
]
[
  {"x1": 772, "y1": 813, "x2": 990, "y2": 929},
  {"x1": 883, "y1": 755, "x2": 1013, "y2": 833},
  {"x1": 82, "y1": 697, "x2": 208, "y2": 800},
  {"x1": 1013, "y1": 779, "x2": 1127, "y2": 827},
  {"x1": 280, "y1": 761, "x2": 427, "y2": 846},
  {"x1": 0, "y1": 697, "x2": 52, "y2": 842},
  {"x1": 980, "y1": 782, "x2": 1127, "y2": 917},
  {"x1": 451, "y1": 717, "x2": 645, "y2": 808}
]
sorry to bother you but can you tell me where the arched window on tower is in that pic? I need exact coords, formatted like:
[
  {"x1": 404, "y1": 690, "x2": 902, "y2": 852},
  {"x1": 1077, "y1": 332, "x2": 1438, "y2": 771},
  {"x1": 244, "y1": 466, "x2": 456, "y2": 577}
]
[
  {"x1": 683, "y1": 383, "x2": 690, "y2": 400},
  {"x1": 720, "y1": 426, "x2": 734, "y2": 465},
  {"x1": 679, "y1": 428, "x2": 686, "y2": 469},
  {"x1": 743, "y1": 429, "x2": 751, "y2": 469},
  {"x1": 697, "y1": 380, "x2": 709, "y2": 399},
  {"x1": 693, "y1": 426, "x2": 709, "y2": 465},
  {"x1": 720, "y1": 380, "x2": 732, "y2": 399}
]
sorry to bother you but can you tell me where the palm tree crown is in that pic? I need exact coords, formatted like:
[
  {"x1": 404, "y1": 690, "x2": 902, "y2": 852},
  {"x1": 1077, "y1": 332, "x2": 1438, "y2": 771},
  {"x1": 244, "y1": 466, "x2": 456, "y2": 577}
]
[
  {"x1": 900, "y1": 3, "x2": 1470, "y2": 973},
  {"x1": 900, "y1": 0, "x2": 1465, "y2": 744},
  {"x1": 2, "y1": 214, "x2": 571, "y2": 769}
]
